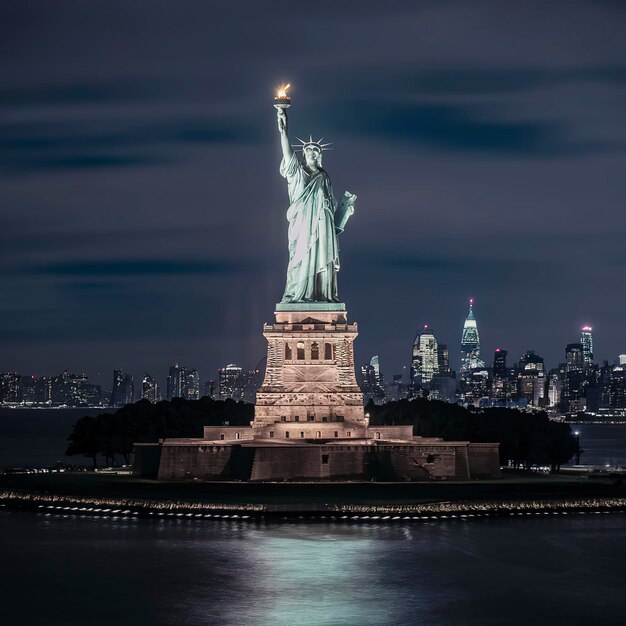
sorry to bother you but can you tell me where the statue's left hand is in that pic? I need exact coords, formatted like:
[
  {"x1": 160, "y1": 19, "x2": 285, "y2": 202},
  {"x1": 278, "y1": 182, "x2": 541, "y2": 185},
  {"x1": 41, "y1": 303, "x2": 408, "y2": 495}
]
[{"x1": 345, "y1": 192, "x2": 357, "y2": 211}]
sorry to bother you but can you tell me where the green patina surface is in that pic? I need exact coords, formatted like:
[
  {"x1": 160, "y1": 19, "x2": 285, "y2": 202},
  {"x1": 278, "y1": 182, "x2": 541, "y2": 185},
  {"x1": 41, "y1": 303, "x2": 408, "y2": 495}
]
[{"x1": 275, "y1": 302, "x2": 346, "y2": 312}]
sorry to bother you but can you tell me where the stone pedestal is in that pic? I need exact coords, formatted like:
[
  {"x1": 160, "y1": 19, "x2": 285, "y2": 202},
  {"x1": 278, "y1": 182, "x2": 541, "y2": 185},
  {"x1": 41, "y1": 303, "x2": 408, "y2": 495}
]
[{"x1": 253, "y1": 303, "x2": 367, "y2": 437}]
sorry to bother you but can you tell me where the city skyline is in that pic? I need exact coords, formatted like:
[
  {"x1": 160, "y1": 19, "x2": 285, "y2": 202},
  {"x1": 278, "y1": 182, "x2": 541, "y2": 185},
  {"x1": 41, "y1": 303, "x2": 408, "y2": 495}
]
[
  {"x1": 2, "y1": 2, "x2": 625, "y2": 383},
  {"x1": 3, "y1": 300, "x2": 623, "y2": 412},
  {"x1": 0, "y1": 299, "x2": 620, "y2": 383}
]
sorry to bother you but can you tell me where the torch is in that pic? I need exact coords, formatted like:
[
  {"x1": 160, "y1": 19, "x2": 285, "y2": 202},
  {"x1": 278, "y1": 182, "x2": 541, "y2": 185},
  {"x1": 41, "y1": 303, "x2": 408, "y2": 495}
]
[{"x1": 274, "y1": 84, "x2": 291, "y2": 111}]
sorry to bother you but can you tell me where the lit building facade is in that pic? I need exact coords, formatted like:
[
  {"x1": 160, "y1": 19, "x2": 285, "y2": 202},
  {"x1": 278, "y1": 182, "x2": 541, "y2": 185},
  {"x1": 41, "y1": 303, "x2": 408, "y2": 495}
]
[
  {"x1": 21, "y1": 376, "x2": 50, "y2": 404},
  {"x1": 460, "y1": 299, "x2": 484, "y2": 379},
  {"x1": 517, "y1": 351, "x2": 545, "y2": 407},
  {"x1": 50, "y1": 370, "x2": 101, "y2": 407},
  {"x1": 141, "y1": 374, "x2": 161, "y2": 403},
  {"x1": 361, "y1": 355, "x2": 385, "y2": 404},
  {"x1": 580, "y1": 326, "x2": 593, "y2": 368},
  {"x1": 0, "y1": 372, "x2": 22, "y2": 404},
  {"x1": 412, "y1": 325, "x2": 439, "y2": 387},
  {"x1": 218, "y1": 364, "x2": 246, "y2": 401},
  {"x1": 186, "y1": 369, "x2": 200, "y2": 400},
  {"x1": 491, "y1": 349, "x2": 513, "y2": 405}
]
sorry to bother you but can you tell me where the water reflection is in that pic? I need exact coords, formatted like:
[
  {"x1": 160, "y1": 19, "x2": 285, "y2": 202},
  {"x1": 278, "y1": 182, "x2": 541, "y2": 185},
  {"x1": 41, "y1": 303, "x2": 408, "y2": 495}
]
[{"x1": 1, "y1": 512, "x2": 625, "y2": 626}]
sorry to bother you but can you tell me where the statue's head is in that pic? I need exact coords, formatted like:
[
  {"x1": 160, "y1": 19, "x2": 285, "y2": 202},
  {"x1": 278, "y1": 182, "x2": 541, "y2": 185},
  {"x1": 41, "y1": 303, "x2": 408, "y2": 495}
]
[
  {"x1": 303, "y1": 144, "x2": 322, "y2": 169},
  {"x1": 294, "y1": 136, "x2": 332, "y2": 170}
]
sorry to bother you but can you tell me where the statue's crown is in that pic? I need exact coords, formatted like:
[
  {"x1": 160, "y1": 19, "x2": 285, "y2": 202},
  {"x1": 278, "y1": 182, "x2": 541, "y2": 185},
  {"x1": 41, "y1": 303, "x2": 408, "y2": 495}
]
[{"x1": 293, "y1": 135, "x2": 333, "y2": 152}]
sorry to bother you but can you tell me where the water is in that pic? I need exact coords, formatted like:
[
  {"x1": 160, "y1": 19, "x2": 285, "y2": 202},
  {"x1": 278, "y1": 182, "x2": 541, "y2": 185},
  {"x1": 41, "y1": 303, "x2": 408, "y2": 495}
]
[
  {"x1": 572, "y1": 423, "x2": 626, "y2": 467},
  {"x1": 0, "y1": 408, "x2": 103, "y2": 470},
  {"x1": 2, "y1": 412, "x2": 626, "y2": 624},
  {"x1": 0, "y1": 511, "x2": 624, "y2": 625}
]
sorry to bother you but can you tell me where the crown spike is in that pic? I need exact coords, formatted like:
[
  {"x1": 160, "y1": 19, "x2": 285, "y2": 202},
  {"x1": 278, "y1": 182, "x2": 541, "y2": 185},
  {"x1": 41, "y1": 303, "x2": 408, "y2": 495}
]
[{"x1": 293, "y1": 135, "x2": 334, "y2": 152}]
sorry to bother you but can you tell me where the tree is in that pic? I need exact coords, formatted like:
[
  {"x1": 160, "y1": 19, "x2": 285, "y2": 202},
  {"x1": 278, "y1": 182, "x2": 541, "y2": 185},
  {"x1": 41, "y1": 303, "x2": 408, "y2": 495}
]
[
  {"x1": 368, "y1": 398, "x2": 577, "y2": 468},
  {"x1": 66, "y1": 397, "x2": 255, "y2": 466}
]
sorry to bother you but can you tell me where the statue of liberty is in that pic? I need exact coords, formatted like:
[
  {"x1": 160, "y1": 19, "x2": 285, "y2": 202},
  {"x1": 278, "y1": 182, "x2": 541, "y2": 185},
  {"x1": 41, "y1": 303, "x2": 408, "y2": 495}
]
[{"x1": 276, "y1": 105, "x2": 356, "y2": 303}]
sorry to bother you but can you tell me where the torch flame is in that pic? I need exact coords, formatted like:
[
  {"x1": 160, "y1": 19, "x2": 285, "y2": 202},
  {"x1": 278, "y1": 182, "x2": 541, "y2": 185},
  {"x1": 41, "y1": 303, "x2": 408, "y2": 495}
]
[{"x1": 276, "y1": 83, "x2": 291, "y2": 98}]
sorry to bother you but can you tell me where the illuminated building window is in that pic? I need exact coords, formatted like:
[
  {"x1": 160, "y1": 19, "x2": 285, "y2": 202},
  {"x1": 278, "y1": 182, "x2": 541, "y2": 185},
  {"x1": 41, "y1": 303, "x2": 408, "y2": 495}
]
[
  {"x1": 297, "y1": 342, "x2": 305, "y2": 360},
  {"x1": 311, "y1": 342, "x2": 319, "y2": 360}
]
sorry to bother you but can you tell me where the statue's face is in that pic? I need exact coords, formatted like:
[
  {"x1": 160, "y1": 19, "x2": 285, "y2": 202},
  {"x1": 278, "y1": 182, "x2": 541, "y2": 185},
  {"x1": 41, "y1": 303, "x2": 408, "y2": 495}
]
[{"x1": 304, "y1": 146, "x2": 321, "y2": 168}]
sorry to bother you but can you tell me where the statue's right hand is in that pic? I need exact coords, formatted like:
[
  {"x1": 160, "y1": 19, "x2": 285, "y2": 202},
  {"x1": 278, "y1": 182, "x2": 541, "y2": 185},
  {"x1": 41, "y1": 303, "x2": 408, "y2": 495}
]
[{"x1": 277, "y1": 109, "x2": 287, "y2": 134}]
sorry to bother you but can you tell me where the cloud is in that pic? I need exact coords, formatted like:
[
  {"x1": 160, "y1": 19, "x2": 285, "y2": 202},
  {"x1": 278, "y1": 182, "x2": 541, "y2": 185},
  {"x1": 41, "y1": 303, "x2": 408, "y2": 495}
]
[
  {"x1": 3, "y1": 154, "x2": 163, "y2": 173},
  {"x1": 28, "y1": 258, "x2": 251, "y2": 277},
  {"x1": 0, "y1": 80, "x2": 158, "y2": 108},
  {"x1": 0, "y1": 117, "x2": 258, "y2": 174},
  {"x1": 311, "y1": 99, "x2": 615, "y2": 156},
  {"x1": 313, "y1": 66, "x2": 626, "y2": 97}
]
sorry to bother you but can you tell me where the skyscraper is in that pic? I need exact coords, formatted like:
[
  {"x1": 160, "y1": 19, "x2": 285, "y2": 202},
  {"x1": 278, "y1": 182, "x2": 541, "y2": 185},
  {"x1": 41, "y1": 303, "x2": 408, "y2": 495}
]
[
  {"x1": 437, "y1": 344, "x2": 451, "y2": 376},
  {"x1": 49, "y1": 370, "x2": 101, "y2": 407},
  {"x1": 218, "y1": 364, "x2": 245, "y2": 401},
  {"x1": 493, "y1": 349, "x2": 508, "y2": 379},
  {"x1": 21, "y1": 376, "x2": 50, "y2": 405},
  {"x1": 141, "y1": 374, "x2": 161, "y2": 403},
  {"x1": 491, "y1": 349, "x2": 510, "y2": 405},
  {"x1": 562, "y1": 343, "x2": 584, "y2": 413},
  {"x1": 110, "y1": 369, "x2": 133, "y2": 407},
  {"x1": 166, "y1": 364, "x2": 200, "y2": 400},
  {"x1": 166, "y1": 364, "x2": 184, "y2": 400},
  {"x1": 580, "y1": 326, "x2": 593, "y2": 367},
  {"x1": 243, "y1": 368, "x2": 263, "y2": 404},
  {"x1": 0, "y1": 372, "x2": 22, "y2": 404},
  {"x1": 361, "y1": 355, "x2": 385, "y2": 404},
  {"x1": 517, "y1": 351, "x2": 545, "y2": 406},
  {"x1": 412, "y1": 325, "x2": 439, "y2": 386},
  {"x1": 565, "y1": 343, "x2": 584, "y2": 372},
  {"x1": 460, "y1": 298, "x2": 484, "y2": 378},
  {"x1": 203, "y1": 379, "x2": 215, "y2": 399},
  {"x1": 547, "y1": 368, "x2": 563, "y2": 408},
  {"x1": 185, "y1": 369, "x2": 200, "y2": 400}
]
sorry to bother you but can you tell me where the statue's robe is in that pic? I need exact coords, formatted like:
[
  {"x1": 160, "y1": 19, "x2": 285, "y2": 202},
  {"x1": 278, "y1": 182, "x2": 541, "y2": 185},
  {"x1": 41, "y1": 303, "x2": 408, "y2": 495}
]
[{"x1": 280, "y1": 151, "x2": 340, "y2": 303}]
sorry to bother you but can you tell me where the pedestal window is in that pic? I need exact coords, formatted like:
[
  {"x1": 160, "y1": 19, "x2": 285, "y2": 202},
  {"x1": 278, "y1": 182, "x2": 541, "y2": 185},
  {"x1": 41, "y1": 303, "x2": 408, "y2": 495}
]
[{"x1": 311, "y1": 342, "x2": 319, "y2": 360}]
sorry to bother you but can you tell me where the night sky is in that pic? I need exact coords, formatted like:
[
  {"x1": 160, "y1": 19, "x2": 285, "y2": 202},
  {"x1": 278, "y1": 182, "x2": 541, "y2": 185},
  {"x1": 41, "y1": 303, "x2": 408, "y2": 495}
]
[{"x1": 2, "y1": 1, "x2": 625, "y2": 389}]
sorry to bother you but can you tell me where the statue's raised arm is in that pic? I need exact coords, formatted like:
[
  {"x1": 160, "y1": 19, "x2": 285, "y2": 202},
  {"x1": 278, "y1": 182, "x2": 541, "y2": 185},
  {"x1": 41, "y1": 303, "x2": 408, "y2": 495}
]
[{"x1": 277, "y1": 108, "x2": 293, "y2": 164}]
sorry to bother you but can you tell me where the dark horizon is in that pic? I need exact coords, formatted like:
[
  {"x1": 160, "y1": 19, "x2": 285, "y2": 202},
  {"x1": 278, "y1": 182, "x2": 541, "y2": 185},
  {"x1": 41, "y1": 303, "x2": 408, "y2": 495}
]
[{"x1": 2, "y1": 1, "x2": 625, "y2": 384}]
